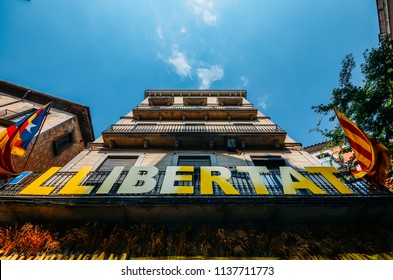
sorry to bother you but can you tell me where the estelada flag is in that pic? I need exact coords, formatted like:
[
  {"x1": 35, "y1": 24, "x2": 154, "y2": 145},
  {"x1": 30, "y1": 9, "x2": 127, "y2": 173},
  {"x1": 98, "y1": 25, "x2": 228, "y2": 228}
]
[
  {"x1": 334, "y1": 107, "x2": 390, "y2": 186},
  {"x1": 0, "y1": 103, "x2": 51, "y2": 179}
]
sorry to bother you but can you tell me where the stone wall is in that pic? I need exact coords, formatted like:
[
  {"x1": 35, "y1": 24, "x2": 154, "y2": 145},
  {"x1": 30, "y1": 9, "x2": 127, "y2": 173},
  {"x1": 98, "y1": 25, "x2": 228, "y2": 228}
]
[{"x1": 12, "y1": 117, "x2": 85, "y2": 172}]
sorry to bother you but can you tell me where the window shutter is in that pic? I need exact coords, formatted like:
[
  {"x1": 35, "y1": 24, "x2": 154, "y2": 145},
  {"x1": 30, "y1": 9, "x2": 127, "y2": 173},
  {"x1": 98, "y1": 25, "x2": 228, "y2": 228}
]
[
  {"x1": 178, "y1": 156, "x2": 211, "y2": 167},
  {"x1": 251, "y1": 156, "x2": 286, "y2": 170},
  {"x1": 98, "y1": 157, "x2": 138, "y2": 172}
]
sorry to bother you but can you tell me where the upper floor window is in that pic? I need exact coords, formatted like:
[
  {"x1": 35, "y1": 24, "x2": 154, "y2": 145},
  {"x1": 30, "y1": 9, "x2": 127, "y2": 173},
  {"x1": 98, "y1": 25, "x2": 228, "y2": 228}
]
[
  {"x1": 172, "y1": 153, "x2": 217, "y2": 169},
  {"x1": 53, "y1": 132, "x2": 73, "y2": 156},
  {"x1": 97, "y1": 156, "x2": 139, "y2": 172},
  {"x1": 81, "y1": 155, "x2": 143, "y2": 187},
  {"x1": 251, "y1": 156, "x2": 287, "y2": 170}
]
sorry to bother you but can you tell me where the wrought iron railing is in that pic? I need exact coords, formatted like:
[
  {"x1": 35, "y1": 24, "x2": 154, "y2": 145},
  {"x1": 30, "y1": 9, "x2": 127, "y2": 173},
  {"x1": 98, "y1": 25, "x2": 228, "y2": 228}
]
[
  {"x1": 103, "y1": 123, "x2": 286, "y2": 134},
  {"x1": 134, "y1": 105, "x2": 257, "y2": 111}
]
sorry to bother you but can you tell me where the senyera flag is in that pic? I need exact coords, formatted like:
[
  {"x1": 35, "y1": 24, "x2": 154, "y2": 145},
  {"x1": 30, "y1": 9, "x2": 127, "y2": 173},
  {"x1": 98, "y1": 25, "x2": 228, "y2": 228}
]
[
  {"x1": 0, "y1": 103, "x2": 52, "y2": 179},
  {"x1": 366, "y1": 137, "x2": 390, "y2": 187},
  {"x1": 334, "y1": 107, "x2": 390, "y2": 186}
]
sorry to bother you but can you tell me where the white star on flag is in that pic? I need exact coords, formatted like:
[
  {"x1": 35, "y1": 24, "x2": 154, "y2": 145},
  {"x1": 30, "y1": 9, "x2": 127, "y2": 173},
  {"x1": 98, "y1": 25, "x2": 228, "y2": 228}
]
[{"x1": 25, "y1": 122, "x2": 37, "y2": 134}]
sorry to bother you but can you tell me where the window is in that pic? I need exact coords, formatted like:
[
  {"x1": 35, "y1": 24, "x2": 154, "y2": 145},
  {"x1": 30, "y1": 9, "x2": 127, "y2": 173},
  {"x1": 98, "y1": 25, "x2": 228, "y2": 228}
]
[
  {"x1": 81, "y1": 155, "x2": 142, "y2": 188},
  {"x1": 251, "y1": 156, "x2": 287, "y2": 170},
  {"x1": 53, "y1": 132, "x2": 73, "y2": 156},
  {"x1": 97, "y1": 156, "x2": 138, "y2": 172},
  {"x1": 172, "y1": 153, "x2": 217, "y2": 169},
  {"x1": 178, "y1": 156, "x2": 211, "y2": 168}
]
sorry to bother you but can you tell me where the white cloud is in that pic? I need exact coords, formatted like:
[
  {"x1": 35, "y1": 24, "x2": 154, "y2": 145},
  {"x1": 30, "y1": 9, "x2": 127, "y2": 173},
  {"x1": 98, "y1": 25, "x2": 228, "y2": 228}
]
[
  {"x1": 180, "y1": 27, "x2": 187, "y2": 34},
  {"x1": 197, "y1": 65, "x2": 224, "y2": 89},
  {"x1": 240, "y1": 76, "x2": 249, "y2": 87},
  {"x1": 189, "y1": 0, "x2": 218, "y2": 25},
  {"x1": 156, "y1": 26, "x2": 163, "y2": 40},
  {"x1": 257, "y1": 95, "x2": 269, "y2": 110},
  {"x1": 202, "y1": 10, "x2": 217, "y2": 25},
  {"x1": 167, "y1": 50, "x2": 192, "y2": 77}
]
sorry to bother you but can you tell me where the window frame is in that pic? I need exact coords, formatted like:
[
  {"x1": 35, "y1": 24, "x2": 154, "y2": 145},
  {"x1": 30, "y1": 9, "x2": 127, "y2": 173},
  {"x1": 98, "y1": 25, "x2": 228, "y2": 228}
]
[
  {"x1": 244, "y1": 154, "x2": 292, "y2": 170},
  {"x1": 53, "y1": 131, "x2": 74, "y2": 156},
  {"x1": 171, "y1": 153, "x2": 217, "y2": 168},
  {"x1": 92, "y1": 153, "x2": 145, "y2": 171}
]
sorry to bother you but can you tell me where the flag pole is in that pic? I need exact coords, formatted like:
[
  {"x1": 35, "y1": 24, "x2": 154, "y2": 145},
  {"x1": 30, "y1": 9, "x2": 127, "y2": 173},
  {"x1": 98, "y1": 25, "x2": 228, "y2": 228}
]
[{"x1": 21, "y1": 104, "x2": 52, "y2": 172}]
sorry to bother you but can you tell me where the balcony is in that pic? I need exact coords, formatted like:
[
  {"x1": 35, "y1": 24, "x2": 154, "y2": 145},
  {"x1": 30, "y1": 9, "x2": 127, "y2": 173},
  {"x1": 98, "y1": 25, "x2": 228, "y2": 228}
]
[
  {"x1": 104, "y1": 123, "x2": 285, "y2": 134},
  {"x1": 132, "y1": 105, "x2": 258, "y2": 121},
  {"x1": 217, "y1": 97, "x2": 243, "y2": 106},
  {"x1": 144, "y1": 90, "x2": 247, "y2": 98},
  {"x1": 148, "y1": 97, "x2": 174, "y2": 106},
  {"x1": 102, "y1": 123, "x2": 286, "y2": 149}
]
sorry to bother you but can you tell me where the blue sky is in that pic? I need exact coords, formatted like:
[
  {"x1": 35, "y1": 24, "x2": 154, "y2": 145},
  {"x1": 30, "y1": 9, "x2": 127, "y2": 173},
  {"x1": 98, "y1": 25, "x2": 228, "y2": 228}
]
[{"x1": 0, "y1": 0, "x2": 380, "y2": 147}]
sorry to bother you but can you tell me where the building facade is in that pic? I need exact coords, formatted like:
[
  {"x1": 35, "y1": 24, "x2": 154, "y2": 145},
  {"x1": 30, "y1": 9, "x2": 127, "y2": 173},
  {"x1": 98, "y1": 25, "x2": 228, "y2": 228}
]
[
  {"x1": 63, "y1": 90, "x2": 320, "y2": 173},
  {"x1": 0, "y1": 80, "x2": 94, "y2": 174},
  {"x1": 1, "y1": 90, "x2": 392, "y2": 225},
  {"x1": 377, "y1": 0, "x2": 393, "y2": 40}
]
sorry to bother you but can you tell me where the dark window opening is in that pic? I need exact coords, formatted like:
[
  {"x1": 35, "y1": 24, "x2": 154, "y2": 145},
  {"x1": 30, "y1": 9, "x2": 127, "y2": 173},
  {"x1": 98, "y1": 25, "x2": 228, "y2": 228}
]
[
  {"x1": 177, "y1": 155, "x2": 211, "y2": 169},
  {"x1": 252, "y1": 156, "x2": 287, "y2": 170},
  {"x1": 98, "y1": 156, "x2": 138, "y2": 172},
  {"x1": 82, "y1": 156, "x2": 139, "y2": 190},
  {"x1": 53, "y1": 132, "x2": 73, "y2": 156}
]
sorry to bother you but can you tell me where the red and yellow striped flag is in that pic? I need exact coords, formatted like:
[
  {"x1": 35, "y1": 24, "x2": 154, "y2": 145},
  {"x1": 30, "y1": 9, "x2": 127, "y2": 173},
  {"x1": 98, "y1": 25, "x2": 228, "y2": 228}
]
[
  {"x1": 334, "y1": 107, "x2": 375, "y2": 177},
  {"x1": 366, "y1": 137, "x2": 390, "y2": 186},
  {"x1": 334, "y1": 107, "x2": 390, "y2": 185}
]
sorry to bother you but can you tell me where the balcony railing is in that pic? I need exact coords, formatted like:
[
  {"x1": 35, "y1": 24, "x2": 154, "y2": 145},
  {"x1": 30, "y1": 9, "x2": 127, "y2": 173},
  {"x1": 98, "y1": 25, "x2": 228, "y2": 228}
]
[
  {"x1": 103, "y1": 123, "x2": 286, "y2": 134},
  {"x1": 133, "y1": 105, "x2": 257, "y2": 111}
]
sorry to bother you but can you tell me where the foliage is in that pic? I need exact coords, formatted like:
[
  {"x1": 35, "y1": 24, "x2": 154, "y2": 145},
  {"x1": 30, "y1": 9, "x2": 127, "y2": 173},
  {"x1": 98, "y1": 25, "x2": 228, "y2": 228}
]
[
  {"x1": 0, "y1": 223, "x2": 60, "y2": 256},
  {"x1": 311, "y1": 38, "x2": 393, "y2": 172},
  {"x1": 0, "y1": 222, "x2": 391, "y2": 259}
]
